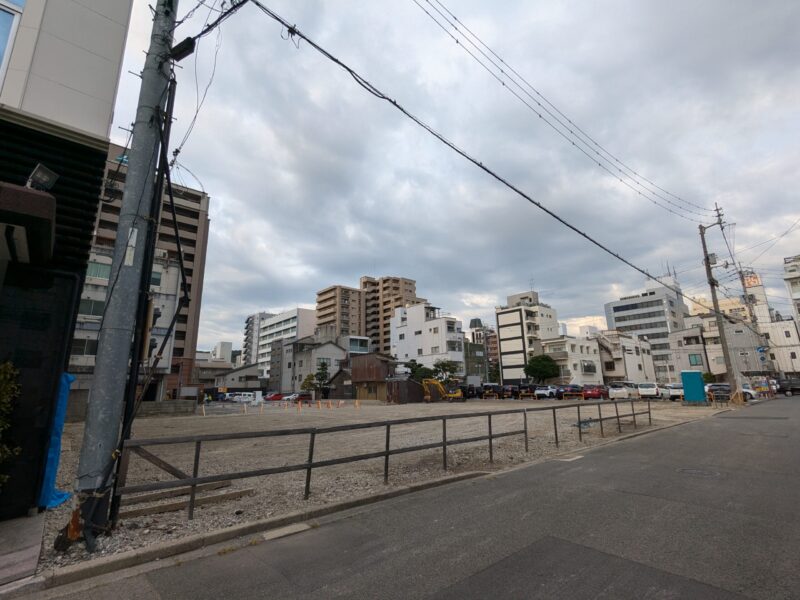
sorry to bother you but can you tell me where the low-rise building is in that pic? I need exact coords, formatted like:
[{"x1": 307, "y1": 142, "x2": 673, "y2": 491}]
[
  {"x1": 351, "y1": 353, "x2": 395, "y2": 401},
  {"x1": 593, "y1": 330, "x2": 655, "y2": 383},
  {"x1": 539, "y1": 336, "x2": 603, "y2": 385},
  {"x1": 390, "y1": 303, "x2": 464, "y2": 374},
  {"x1": 214, "y1": 363, "x2": 262, "y2": 391},
  {"x1": 784, "y1": 255, "x2": 800, "y2": 322},
  {"x1": 463, "y1": 340, "x2": 489, "y2": 381},
  {"x1": 761, "y1": 319, "x2": 800, "y2": 377}
]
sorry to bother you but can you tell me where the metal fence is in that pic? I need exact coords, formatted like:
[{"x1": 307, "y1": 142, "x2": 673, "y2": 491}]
[{"x1": 116, "y1": 399, "x2": 651, "y2": 519}]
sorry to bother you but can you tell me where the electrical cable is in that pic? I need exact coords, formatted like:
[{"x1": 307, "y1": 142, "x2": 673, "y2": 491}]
[
  {"x1": 250, "y1": 1, "x2": 761, "y2": 335},
  {"x1": 415, "y1": 0, "x2": 715, "y2": 219}
]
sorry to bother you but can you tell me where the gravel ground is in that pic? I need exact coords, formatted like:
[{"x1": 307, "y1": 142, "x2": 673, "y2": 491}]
[{"x1": 37, "y1": 399, "x2": 720, "y2": 573}]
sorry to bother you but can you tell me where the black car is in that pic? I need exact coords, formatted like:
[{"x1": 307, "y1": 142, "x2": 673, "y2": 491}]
[
  {"x1": 777, "y1": 379, "x2": 800, "y2": 397},
  {"x1": 501, "y1": 385, "x2": 520, "y2": 399},
  {"x1": 556, "y1": 384, "x2": 583, "y2": 399},
  {"x1": 481, "y1": 384, "x2": 502, "y2": 398}
]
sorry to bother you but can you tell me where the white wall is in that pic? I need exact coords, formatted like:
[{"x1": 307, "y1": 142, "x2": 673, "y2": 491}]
[
  {"x1": 390, "y1": 304, "x2": 464, "y2": 374},
  {"x1": 1, "y1": 0, "x2": 133, "y2": 139}
]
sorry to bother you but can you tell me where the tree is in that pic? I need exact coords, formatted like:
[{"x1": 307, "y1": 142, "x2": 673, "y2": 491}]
[
  {"x1": 406, "y1": 360, "x2": 435, "y2": 383},
  {"x1": 524, "y1": 354, "x2": 559, "y2": 383},
  {"x1": 702, "y1": 371, "x2": 715, "y2": 384},
  {"x1": 433, "y1": 359, "x2": 460, "y2": 380},
  {"x1": 300, "y1": 374, "x2": 317, "y2": 392},
  {"x1": 487, "y1": 362, "x2": 500, "y2": 384},
  {"x1": 315, "y1": 361, "x2": 330, "y2": 388}
]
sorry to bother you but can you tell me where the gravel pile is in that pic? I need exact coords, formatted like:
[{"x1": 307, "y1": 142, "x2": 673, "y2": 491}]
[{"x1": 37, "y1": 400, "x2": 717, "y2": 573}]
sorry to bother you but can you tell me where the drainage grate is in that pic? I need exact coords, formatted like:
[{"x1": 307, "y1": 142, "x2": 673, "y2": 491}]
[{"x1": 677, "y1": 468, "x2": 720, "y2": 478}]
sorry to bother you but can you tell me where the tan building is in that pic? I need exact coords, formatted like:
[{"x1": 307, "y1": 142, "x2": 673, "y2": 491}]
[
  {"x1": 316, "y1": 284, "x2": 366, "y2": 337},
  {"x1": 360, "y1": 275, "x2": 425, "y2": 354},
  {"x1": 92, "y1": 143, "x2": 210, "y2": 397}
]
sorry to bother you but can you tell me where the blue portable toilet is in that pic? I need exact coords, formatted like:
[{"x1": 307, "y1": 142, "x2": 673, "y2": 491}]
[{"x1": 681, "y1": 371, "x2": 706, "y2": 404}]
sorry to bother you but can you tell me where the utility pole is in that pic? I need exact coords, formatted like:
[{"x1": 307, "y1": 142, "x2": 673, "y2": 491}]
[
  {"x1": 699, "y1": 223, "x2": 740, "y2": 403},
  {"x1": 715, "y1": 203, "x2": 758, "y2": 326},
  {"x1": 74, "y1": 0, "x2": 179, "y2": 541}
]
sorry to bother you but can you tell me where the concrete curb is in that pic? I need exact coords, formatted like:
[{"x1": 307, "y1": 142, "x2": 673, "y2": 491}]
[{"x1": 0, "y1": 471, "x2": 485, "y2": 598}]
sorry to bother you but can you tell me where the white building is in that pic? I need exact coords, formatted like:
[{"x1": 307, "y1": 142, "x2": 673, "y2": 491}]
[
  {"x1": 783, "y1": 255, "x2": 800, "y2": 322},
  {"x1": 540, "y1": 336, "x2": 603, "y2": 385},
  {"x1": 495, "y1": 291, "x2": 558, "y2": 385},
  {"x1": 593, "y1": 330, "x2": 655, "y2": 383},
  {"x1": 761, "y1": 319, "x2": 800, "y2": 377},
  {"x1": 70, "y1": 247, "x2": 180, "y2": 402},
  {"x1": 243, "y1": 311, "x2": 273, "y2": 365},
  {"x1": 255, "y1": 308, "x2": 316, "y2": 378},
  {"x1": 212, "y1": 341, "x2": 232, "y2": 363},
  {"x1": 390, "y1": 303, "x2": 464, "y2": 374},
  {"x1": 604, "y1": 276, "x2": 688, "y2": 383}
]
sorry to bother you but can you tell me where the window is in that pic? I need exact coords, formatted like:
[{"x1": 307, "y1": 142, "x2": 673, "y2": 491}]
[
  {"x1": 764, "y1": 332, "x2": 770, "y2": 340},
  {"x1": 447, "y1": 341, "x2": 462, "y2": 352},
  {"x1": 791, "y1": 352, "x2": 798, "y2": 360},
  {"x1": 688, "y1": 354, "x2": 703, "y2": 366},
  {"x1": 316, "y1": 357, "x2": 331, "y2": 367},
  {"x1": 417, "y1": 348, "x2": 422, "y2": 355},
  {"x1": 785, "y1": 330, "x2": 792, "y2": 338},
  {"x1": 86, "y1": 261, "x2": 112, "y2": 279},
  {"x1": 399, "y1": 333, "x2": 405, "y2": 340},
  {"x1": 78, "y1": 298, "x2": 105, "y2": 317},
  {"x1": 769, "y1": 353, "x2": 775, "y2": 360},
  {"x1": 414, "y1": 330, "x2": 422, "y2": 336},
  {"x1": 150, "y1": 271, "x2": 162, "y2": 286},
  {"x1": 638, "y1": 364, "x2": 642, "y2": 371},
  {"x1": 431, "y1": 346, "x2": 440, "y2": 354},
  {"x1": 70, "y1": 338, "x2": 98, "y2": 356},
  {"x1": 432, "y1": 327, "x2": 439, "y2": 334},
  {"x1": 635, "y1": 347, "x2": 640, "y2": 355},
  {"x1": 0, "y1": 2, "x2": 24, "y2": 85},
  {"x1": 298, "y1": 360, "x2": 303, "y2": 367},
  {"x1": 604, "y1": 361, "x2": 615, "y2": 370}
]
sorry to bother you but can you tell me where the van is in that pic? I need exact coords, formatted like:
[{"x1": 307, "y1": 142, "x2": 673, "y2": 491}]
[{"x1": 232, "y1": 392, "x2": 255, "y2": 403}]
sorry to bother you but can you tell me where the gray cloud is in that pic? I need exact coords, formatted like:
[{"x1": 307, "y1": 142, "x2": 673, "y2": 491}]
[{"x1": 113, "y1": 0, "x2": 800, "y2": 349}]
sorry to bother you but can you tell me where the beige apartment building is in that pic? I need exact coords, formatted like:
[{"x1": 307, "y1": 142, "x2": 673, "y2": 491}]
[
  {"x1": 316, "y1": 284, "x2": 366, "y2": 337},
  {"x1": 89, "y1": 143, "x2": 210, "y2": 396},
  {"x1": 360, "y1": 276, "x2": 426, "y2": 354}
]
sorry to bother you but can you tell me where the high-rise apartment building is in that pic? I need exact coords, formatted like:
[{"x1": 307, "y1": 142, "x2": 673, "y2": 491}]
[
  {"x1": 604, "y1": 277, "x2": 688, "y2": 383},
  {"x1": 360, "y1": 275, "x2": 425, "y2": 353},
  {"x1": 254, "y1": 308, "x2": 316, "y2": 377},
  {"x1": 243, "y1": 311, "x2": 273, "y2": 365},
  {"x1": 70, "y1": 144, "x2": 211, "y2": 399},
  {"x1": 316, "y1": 284, "x2": 365, "y2": 337}
]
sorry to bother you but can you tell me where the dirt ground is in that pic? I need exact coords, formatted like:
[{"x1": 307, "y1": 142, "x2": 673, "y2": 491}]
[{"x1": 39, "y1": 398, "x2": 723, "y2": 572}]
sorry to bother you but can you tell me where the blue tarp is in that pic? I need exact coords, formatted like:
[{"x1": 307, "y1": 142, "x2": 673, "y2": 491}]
[{"x1": 38, "y1": 372, "x2": 73, "y2": 509}]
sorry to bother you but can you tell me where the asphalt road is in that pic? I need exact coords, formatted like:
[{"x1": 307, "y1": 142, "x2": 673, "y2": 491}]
[{"x1": 44, "y1": 398, "x2": 800, "y2": 599}]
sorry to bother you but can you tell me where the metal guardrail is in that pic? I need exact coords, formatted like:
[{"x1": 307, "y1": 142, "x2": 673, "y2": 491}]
[{"x1": 116, "y1": 399, "x2": 651, "y2": 519}]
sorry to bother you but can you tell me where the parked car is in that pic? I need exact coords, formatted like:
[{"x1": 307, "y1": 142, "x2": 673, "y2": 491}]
[
  {"x1": 232, "y1": 392, "x2": 255, "y2": 403},
  {"x1": 535, "y1": 385, "x2": 558, "y2": 398},
  {"x1": 482, "y1": 383, "x2": 502, "y2": 398},
  {"x1": 502, "y1": 385, "x2": 520, "y2": 399},
  {"x1": 582, "y1": 384, "x2": 608, "y2": 400},
  {"x1": 662, "y1": 383, "x2": 684, "y2": 401},
  {"x1": 556, "y1": 384, "x2": 583, "y2": 399},
  {"x1": 607, "y1": 381, "x2": 636, "y2": 400},
  {"x1": 705, "y1": 383, "x2": 756, "y2": 401},
  {"x1": 777, "y1": 379, "x2": 800, "y2": 396},
  {"x1": 636, "y1": 383, "x2": 661, "y2": 398},
  {"x1": 265, "y1": 392, "x2": 284, "y2": 401}
]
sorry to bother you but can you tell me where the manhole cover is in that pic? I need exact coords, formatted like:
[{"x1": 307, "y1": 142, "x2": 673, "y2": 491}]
[{"x1": 677, "y1": 468, "x2": 720, "y2": 478}]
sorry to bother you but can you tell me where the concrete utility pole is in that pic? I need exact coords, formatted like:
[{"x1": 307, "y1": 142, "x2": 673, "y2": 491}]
[
  {"x1": 75, "y1": 0, "x2": 179, "y2": 533},
  {"x1": 699, "y1": 223, "x2": 740, "y2": 403}
]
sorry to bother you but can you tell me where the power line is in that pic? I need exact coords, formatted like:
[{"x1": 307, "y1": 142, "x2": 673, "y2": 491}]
[
  {"x1": 412, "y1": 0, "x2": 715, "y2": 222},
  {"x1": 250, "y1": 0, "x2": 758, "y2": 334}
]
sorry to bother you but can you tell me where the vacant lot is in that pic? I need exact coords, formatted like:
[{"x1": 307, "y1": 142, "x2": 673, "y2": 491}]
[{"x1": 40, "y1": 399, "x2": 721, "y2": 571}]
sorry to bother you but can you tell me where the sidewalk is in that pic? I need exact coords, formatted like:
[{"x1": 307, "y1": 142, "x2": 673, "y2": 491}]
[{"x1": 0, "y1": 512, "x2": 44, "y2": 586}]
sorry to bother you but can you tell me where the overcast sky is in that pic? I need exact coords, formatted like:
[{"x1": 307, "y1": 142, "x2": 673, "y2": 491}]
[{"x1": 112, "y1": 0, "x2": 800, "y2": 350}]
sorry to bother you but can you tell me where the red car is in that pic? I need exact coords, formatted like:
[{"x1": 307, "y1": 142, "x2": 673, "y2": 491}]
[
  {"x1": 265, "y1": 392, "x2": 283, "y2": 402},
  {"x1": 582, "y1": 385, "x2": 608, "y2": 400}
]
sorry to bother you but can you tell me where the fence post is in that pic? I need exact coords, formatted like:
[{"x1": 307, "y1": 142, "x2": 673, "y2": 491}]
[
  {"x1": 442, "y1": 418, "x2": 448, "y2": 471},
  {"x1": 488, "y1": 414, "x2": 494, "y2": 463},
  {"x1": 597, "y1": 403, "x2": 604, "y2": 437},
  {"x1": 630, "y1": 399, "x2": 637, "y2": 429},
  {"x1": 577, "y1": 404, "x2": 582, "y2": 442},
  {"x1": 523, "y1": 410, "x2": 529, "y2": 453},
  {"x1": 384, "y1": 424, "x2": 391, "y2": 484},
  {"x1": 304, "y1": 430, "x2": 316, "y2": 499},
  {"x1": 614, "y1": 400, "x2": 622, "y2": 433},
  {"x1": 647, "y1": 398, "x2": 652, "y2": 425},
  {"x1": 188, "y1": 440, "x2": 202, "y2": 520},
  {"x1": 552, "y1": 407, "x2": 559, "y2": 448}
]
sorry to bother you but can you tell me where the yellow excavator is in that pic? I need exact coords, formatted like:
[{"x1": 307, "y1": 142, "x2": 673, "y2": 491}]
[{"x1": 421, "y1": 379, "x2": 464, "y2": 403}]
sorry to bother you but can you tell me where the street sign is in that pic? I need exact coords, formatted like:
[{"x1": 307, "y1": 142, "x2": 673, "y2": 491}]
[
  {"x1": 760, "y1": 356, "x2": 767, "y2": 362},
  {"x1": 756, "y1": 346, "x2": 768, "y2": 353}
]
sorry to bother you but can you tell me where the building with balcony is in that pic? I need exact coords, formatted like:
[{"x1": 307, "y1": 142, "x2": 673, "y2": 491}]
[
  {"x1": 243, "y1": 311, "x2": 273, "y2": 365},
  {"x1": 495, "y1": 291, "x2": 558, "y2": 385},
  {"x1": 783, "y1": 255, "x2": 800, "y2": 322},
  {"x1": 316, "y1": 284, "x2": 365, "y2": 337},
  {"x1": 469, "y1": 318, "x2": 499, "y2": 370},
  {"x1": 390, "y1": 303, "x2": 464, "y2": 374},
  {"x1": 540, "y1": 336, "x2": 603, "y2": 386},
  {"x1": 254, "y1": 308, "x2": 316, "y2": 378},
  {"x1": 604, "y1": 277, "x2": 688, "y2": 383},
  {"x1": 592, "y1": 330, "x2": 655, "y2": 383},
  {"x1": 360, "y1": 275, "x2": 426, "y2": 354}
]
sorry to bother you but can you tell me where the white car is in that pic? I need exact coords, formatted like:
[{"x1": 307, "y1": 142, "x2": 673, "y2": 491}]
[
  {"x1": 608, "y1": 381, "x2": 636, "y2": 399},
  {"x1": 663, "y1": 383, "x2": 684, "y2": 401},
  {"x1": 535, "y1": 385, "x2": 558, "y2": 398},
  {"x1": 232, "y1": 392, "x2": 255, "y2": 403},
  {"x1": 637, "y1": 383, "x2": 661, "y2": 398}
]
